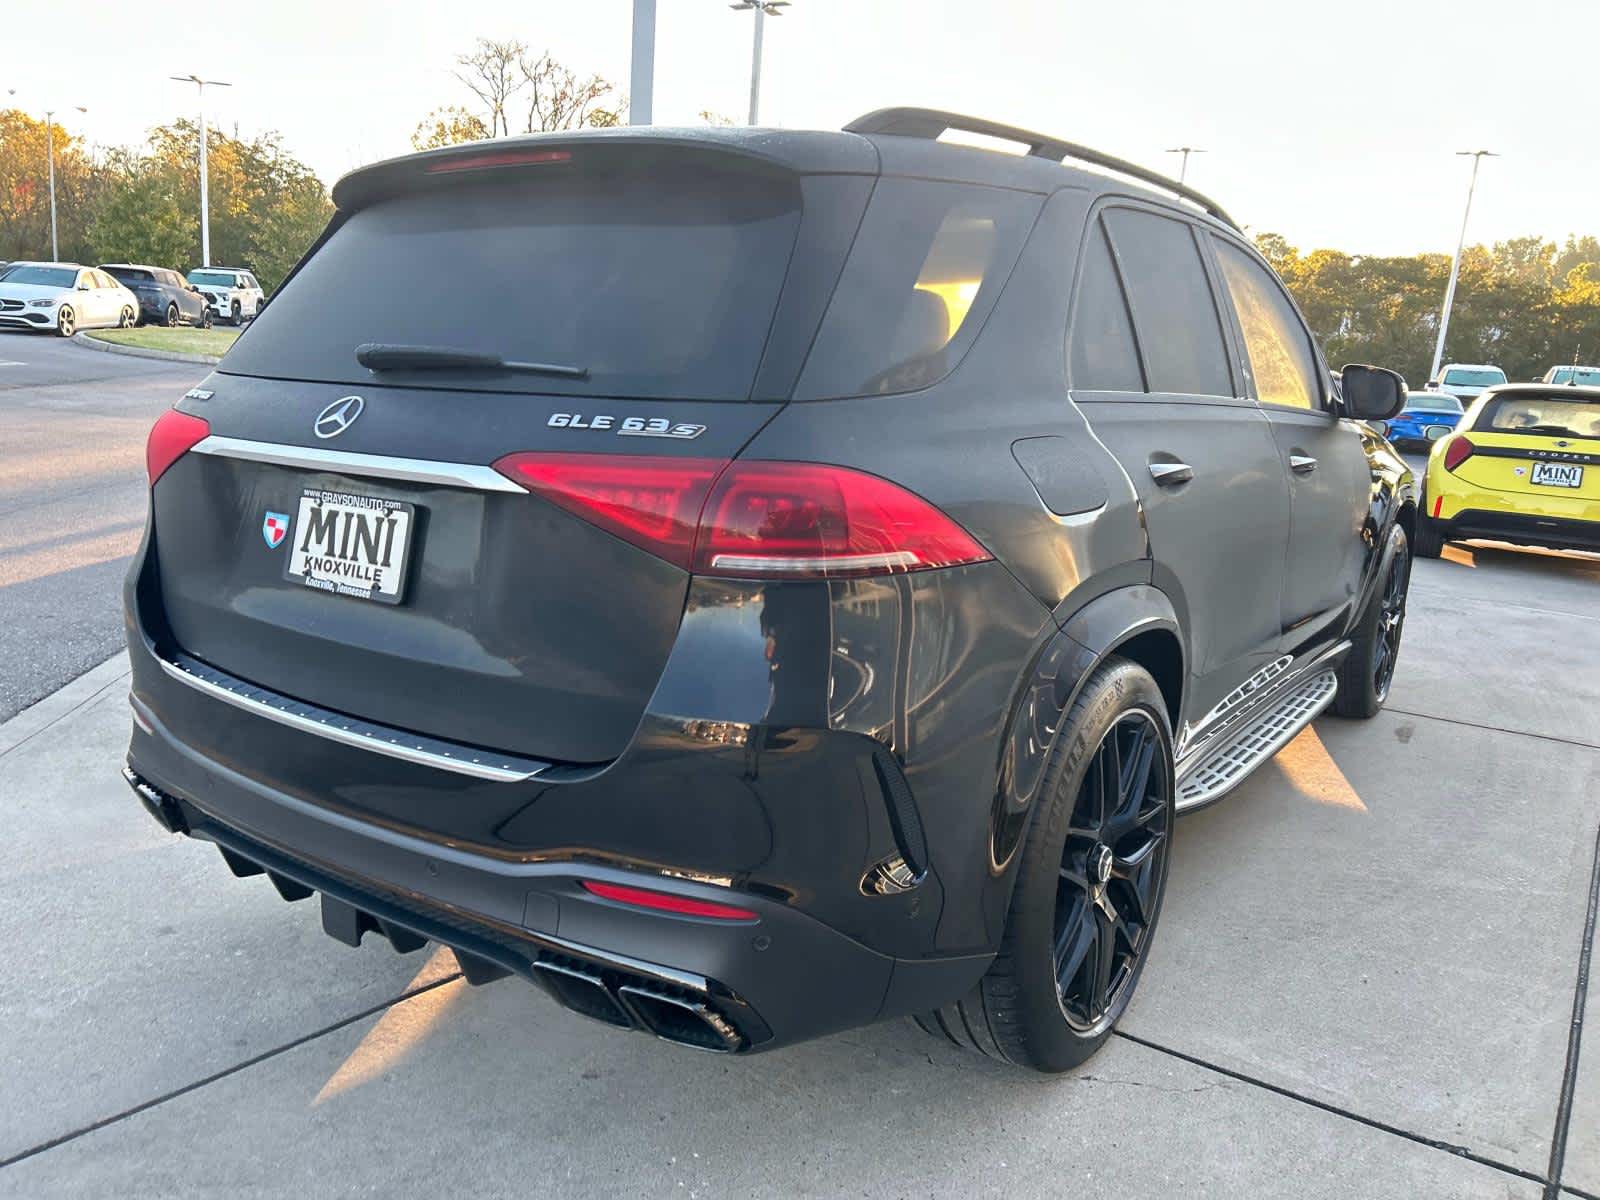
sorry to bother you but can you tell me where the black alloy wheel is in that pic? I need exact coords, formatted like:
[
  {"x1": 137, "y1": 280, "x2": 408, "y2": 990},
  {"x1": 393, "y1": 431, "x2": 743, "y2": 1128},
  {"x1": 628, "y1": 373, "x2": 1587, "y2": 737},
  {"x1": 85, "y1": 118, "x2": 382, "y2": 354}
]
[
  {"x1": 1053, "y1": 710, "x2": 1172, "y2": 1033},
  {"x1": 166, "y1": 303, "x2": 180, "y2": 328},
  {"x1": 1370, "y1": 537, "x2": 1409, "y2": 704}
]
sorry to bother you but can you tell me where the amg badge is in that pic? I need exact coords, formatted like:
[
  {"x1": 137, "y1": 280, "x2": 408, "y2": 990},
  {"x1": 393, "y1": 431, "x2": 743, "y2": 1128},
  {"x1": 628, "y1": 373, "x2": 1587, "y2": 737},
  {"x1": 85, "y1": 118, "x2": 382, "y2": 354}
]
[{"x1": 548, "y1": 413, "x2": 706, "y2": 440}]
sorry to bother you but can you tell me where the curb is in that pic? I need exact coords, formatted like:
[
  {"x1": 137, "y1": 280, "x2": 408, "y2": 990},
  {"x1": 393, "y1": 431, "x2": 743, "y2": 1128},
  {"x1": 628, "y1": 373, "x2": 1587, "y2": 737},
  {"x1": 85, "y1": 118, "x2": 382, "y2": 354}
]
[
  {"x1": 0, "y1": 653, "x2": 131, "y2": 760},
  {"x1": 72, "y1": 331, "x2": 222, "y2": 366}
]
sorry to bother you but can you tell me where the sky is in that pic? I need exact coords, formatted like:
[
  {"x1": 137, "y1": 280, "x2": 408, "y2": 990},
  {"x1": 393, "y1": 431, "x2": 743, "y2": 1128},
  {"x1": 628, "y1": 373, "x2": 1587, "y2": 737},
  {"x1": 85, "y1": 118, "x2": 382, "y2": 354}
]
[{"x1": 5, "y1": 0, "x2": 1596, "y2": 256}]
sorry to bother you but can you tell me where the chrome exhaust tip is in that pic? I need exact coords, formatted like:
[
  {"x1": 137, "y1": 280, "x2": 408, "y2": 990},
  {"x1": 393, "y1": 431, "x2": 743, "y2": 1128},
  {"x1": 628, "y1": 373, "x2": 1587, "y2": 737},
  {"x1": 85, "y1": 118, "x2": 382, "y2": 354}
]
[
  {"x1": 532, "y1": 959, "x2": 637, "y2": 1030},
  {"x1": 618, "y1": 984, "x2": 743, "y2": 1053}
]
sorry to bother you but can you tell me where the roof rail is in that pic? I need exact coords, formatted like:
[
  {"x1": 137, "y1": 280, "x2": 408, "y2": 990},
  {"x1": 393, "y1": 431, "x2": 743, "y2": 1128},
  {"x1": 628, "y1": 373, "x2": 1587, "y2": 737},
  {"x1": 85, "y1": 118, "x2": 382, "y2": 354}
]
[{"x1": 844, "y1": 107, "x2": 1239, "y2": 231}]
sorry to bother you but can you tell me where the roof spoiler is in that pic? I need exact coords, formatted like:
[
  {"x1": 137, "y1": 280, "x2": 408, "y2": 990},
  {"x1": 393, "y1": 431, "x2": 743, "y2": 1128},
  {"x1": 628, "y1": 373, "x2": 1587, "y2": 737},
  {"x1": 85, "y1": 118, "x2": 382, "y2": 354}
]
[{"x1": 845, "y1": 107, "x2": 1239, "y2": 231}]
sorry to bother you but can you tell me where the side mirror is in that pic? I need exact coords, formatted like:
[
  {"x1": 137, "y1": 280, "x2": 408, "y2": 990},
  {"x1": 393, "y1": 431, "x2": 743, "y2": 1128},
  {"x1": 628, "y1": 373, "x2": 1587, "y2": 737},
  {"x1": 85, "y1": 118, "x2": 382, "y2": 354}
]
[
  {"x1": 1424, "y1": 424, "x2": 1451, "y2": 442},
  {"x1": 1369, "y1": 420, "x2": 1390, "y2": 437},
  {"x1": 77, "y1": 282, "x2": 92, "y2": 291},
  {"x1": 1339, "y1": 364, "x2": 1406, "y2": 421}
]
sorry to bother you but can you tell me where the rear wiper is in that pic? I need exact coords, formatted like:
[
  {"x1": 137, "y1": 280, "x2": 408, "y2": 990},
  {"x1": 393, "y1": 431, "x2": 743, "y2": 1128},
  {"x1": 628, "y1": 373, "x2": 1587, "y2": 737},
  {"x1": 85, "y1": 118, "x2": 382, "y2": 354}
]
[
  {"x1": 356, "y1": 343, "x2": 588, "y2": 380},
  {"x1": 1514, "y1": 424, "x2": 1584, "y2": 438}
]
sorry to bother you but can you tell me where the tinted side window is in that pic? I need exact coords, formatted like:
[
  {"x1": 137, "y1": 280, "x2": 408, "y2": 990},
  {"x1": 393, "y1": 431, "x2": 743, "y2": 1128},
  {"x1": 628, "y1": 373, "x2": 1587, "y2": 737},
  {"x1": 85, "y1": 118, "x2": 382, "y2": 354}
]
[
  {"x1": 1069, "y1": 224, "x2": 1143, "y2": 392},
  {"x1": 795, "y1": 179, "x2": 1042, "y2": 400},
  {"x1": 1102, "y1": 209, "x2": 1233, "y2": 397},
  {"x1": 1213, "y1": 238, "x2": 1320, "y2": 410}
]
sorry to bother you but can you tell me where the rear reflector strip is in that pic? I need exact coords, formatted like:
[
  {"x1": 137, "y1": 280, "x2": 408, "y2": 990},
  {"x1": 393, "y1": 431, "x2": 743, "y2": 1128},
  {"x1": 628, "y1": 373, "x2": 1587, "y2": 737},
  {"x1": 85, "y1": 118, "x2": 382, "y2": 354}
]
[
  {"x1": 1432, "y1": 495, "x2": 1444, "y2": 518},
  {"x1": 580, "y1": 879, "x2": 758, "y2": 922}
]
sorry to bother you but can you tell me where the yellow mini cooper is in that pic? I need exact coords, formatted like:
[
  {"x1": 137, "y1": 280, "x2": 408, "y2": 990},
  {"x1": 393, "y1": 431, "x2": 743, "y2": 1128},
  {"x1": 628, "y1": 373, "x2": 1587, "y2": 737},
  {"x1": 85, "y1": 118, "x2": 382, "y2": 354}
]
[{"x1": 1417, "y1": 383, "x2": 1600, "y2": 557}]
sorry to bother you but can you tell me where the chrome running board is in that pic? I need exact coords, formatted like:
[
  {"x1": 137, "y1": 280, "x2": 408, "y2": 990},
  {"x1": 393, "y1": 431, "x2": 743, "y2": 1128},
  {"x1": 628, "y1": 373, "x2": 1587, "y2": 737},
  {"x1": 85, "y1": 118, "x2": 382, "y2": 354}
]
[{"x1": 1174, "y1": 669, "x2": 1339, "y2": 812}]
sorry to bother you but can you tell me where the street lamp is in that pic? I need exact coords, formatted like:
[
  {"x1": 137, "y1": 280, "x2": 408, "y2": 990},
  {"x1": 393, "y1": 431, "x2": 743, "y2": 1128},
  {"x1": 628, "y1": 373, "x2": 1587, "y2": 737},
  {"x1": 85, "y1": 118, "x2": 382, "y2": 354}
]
[
  {"x1": 729, "y1": 1, "x2": 790, "y2": 126},
  {"x1": 28, "y1": 102, "x2": 88, "y2": 262},
  {"x1": 170, "y1": 74, "x2": 233, "y2": 268},
  {"x1": 1164, "y1": 146, "x2": 1206, "y2": 184},
  {"x1": 1428, "y1": 150, "x2": 1498, "y2": 384}
]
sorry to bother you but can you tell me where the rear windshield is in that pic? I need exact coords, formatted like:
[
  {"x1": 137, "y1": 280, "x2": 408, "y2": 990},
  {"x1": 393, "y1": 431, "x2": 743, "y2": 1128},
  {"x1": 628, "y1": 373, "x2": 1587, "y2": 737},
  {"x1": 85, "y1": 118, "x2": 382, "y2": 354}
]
[
  {"x1": 1442, "y1": 367, "x2": 1505, "y2": 387},
  {"x1": 2, "y1": 266, "x2": 76, "y2": 288},
  {"x1": 106, "y1": 267, "x2": 154, "y2": 284},
  {"x1": 1478, "y1": 395, "x2": 1600, "y2": 440},
  {"x1": 223, "y1": 155, "x2": 803, "y2": 400},
  {"x1": 1405, "y1": 393, "x2": 1462, "y2": 413},
  {"x1": 794, "y1": 179, "x2": 1041, "y2": 400},
  {"x1": 1549, "y1": 367, "x2": 1600, "y2": 386}
]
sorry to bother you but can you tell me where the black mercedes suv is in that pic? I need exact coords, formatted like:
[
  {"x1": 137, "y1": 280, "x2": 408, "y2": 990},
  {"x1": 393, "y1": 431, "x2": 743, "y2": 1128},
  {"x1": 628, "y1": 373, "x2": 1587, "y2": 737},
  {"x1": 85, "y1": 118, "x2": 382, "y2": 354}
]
[{"x1": 124, "y1": 110, "x2": 1414, "y2": 1071}]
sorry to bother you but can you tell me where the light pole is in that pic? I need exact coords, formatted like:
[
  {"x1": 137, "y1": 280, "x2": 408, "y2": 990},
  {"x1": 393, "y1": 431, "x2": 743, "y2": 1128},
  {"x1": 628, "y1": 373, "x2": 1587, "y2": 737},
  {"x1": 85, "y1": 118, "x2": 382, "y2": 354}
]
[
  {"x1": 38, "y1": 105, "x2": 87, "y2": 261},
  {"x1": 171, "y1": 74, "x2": 232, "y2": 268},
  {"x1": 1164, "y1": 146, "x2": 1205, "y2": 184},
  {"x1": 1428, "y1": 149, "x2": 1497, "y2": 383},
  {"x1": 729, "y1": 1, "x2": 790, "y2": 126},
  {"x1": 629, "y1": 0, "x2": 656, "y2": 125}
]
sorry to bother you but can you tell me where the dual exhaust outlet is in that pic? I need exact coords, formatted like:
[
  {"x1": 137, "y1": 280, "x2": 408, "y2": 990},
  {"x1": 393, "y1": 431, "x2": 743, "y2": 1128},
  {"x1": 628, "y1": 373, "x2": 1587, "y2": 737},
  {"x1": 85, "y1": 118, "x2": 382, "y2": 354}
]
[{"x1": 532, "y1": 958, "x2": 744, "y2": 1054}]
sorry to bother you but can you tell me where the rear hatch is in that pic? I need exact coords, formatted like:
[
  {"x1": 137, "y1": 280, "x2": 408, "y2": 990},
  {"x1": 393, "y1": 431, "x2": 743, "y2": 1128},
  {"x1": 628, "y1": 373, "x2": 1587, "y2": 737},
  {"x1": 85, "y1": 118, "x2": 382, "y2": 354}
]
[
  {"x1": 1450, "y1": 391, "x2": 1600, "y2": 506},
  {"x1": 149, "y1": 139, "x2": 869, "y2": 765}
]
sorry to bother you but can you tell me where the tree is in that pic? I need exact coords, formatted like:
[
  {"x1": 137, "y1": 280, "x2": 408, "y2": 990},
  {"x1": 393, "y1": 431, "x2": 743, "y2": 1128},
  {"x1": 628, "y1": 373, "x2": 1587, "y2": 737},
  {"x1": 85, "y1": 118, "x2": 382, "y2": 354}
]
[
  {"x1": 520, "y1": 52, "x2": 623, "y2": 131},
  {"x1": 454, "y1": 38, "x2": 527, "y2": 137},
  {"x1": 417, "y1": 40, "x2": 624, "y2": 146},
  {"x1": 412, "y1": 106, "x2": 491, "y2": 151},
  {"x1": 0, "y1": 109, "x2": 98, "y2": 262}
]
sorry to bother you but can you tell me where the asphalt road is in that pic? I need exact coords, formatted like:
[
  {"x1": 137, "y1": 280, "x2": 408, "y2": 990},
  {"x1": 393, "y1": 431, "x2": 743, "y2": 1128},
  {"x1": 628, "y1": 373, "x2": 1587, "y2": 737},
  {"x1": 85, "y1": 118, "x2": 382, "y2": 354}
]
[{"x1": 0, "y1": 333, "x2": 207, "y2": 720}]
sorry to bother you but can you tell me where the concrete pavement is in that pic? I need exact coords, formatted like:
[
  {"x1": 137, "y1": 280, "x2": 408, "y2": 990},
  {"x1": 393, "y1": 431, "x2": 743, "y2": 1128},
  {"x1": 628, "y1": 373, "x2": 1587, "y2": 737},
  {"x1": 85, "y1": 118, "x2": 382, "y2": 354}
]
[
  {"x1": 0, "y1": 536, "x2": 1595, "y2": 1197},
  {"x1": 0, "y1": 332, "x2": 207, "y2": 719}
]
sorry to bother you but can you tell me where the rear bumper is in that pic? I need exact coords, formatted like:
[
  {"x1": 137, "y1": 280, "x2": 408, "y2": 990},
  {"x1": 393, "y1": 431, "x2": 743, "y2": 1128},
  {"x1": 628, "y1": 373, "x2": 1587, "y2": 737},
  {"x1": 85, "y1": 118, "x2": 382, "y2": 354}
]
[
  {"x1": 121, "y1": 533, "x2": 1053, "y2": 1051},
  {"x1": 124, "y1": 702, "x2": 990, "y2": 1052},
  {"x1": 1431, "y1": 507, "x2": 1600, "y2": 553}
]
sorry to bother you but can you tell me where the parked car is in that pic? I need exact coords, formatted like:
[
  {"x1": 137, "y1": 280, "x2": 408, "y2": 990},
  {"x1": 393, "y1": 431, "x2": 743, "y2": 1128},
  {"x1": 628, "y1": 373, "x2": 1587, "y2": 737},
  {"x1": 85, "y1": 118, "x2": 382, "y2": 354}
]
[
  {"x1": 0, "y1": 262, "x2": 137, "y2": 336},
  {"x1": 1429, "y1": 362, "x2": 1507, "y2": 403},
  {"x1": 1417, "y1": 382, "x2": 1600, "y2": 557},
  {"x1": 1540, "y1": 364, "x2": 1600, "y2": 386},
  {"x1": 185, "y1": 267, "x2": 264, "y2": 326},
  {"x1": 124, "y1": 110, "x2": 1413, "y2": 1073},
  {"x1": 102, "y1": 264, "x2": 213, "y2": 329},
  {"x1": 1378, "y1": 390, "x2": 1464, "y2": 451}
]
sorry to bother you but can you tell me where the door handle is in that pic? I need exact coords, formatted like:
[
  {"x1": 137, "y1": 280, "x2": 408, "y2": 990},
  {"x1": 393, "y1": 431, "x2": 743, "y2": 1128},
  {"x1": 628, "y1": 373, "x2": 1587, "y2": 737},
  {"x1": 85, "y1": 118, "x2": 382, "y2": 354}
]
[
  {"x1": 1148, "y1": 461, "x2": 1194, "y2": 487},
  {"x1": 1289, "y1": 455, "x2": 1318, "y2": 474}
]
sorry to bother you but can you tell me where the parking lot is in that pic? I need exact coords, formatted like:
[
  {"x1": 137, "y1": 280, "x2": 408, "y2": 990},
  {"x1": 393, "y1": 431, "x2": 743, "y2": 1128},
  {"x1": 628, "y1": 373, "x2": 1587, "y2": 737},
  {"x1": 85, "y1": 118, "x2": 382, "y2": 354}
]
[{"x1": 1, "y1": 342, "x2": 1597, "y2": 1198}]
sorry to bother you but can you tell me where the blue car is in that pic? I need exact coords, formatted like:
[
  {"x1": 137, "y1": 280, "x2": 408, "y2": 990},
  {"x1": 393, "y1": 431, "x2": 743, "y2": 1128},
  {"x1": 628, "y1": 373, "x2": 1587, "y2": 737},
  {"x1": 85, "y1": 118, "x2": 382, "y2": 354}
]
[{"x1": 1382, "y1": 391, "x2": 1463, "y2": 450}]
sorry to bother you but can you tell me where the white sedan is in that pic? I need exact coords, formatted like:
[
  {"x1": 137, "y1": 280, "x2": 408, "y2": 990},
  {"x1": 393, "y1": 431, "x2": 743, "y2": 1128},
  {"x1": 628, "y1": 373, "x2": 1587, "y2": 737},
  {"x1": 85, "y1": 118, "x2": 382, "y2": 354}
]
[{"x1": 0, "y1": 262, "x2": 138, "y2": 337}]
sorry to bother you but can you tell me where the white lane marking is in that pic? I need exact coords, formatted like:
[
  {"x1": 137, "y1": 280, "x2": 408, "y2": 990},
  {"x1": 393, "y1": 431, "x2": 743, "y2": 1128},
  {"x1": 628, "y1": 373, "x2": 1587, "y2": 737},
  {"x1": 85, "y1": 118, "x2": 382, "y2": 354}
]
[{"x1": 0, "y1": 360, "x2": 26, "y2": 367}]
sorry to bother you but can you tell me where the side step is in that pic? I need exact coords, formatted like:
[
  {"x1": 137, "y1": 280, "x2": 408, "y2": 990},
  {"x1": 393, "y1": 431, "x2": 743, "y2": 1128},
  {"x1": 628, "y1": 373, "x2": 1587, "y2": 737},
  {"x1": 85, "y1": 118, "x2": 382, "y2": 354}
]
[{"x1": 1175, "y1": 669, "x2": 1339, "y2": 812}]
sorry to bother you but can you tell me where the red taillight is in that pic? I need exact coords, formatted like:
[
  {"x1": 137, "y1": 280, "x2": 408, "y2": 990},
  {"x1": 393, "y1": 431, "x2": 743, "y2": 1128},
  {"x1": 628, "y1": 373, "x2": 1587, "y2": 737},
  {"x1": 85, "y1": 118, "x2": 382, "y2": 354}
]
[
  {"x1": 146, "y1": 409, "x2": 210, "y2": 485},
  {"x1": 580, "y1": 879, "x2": 757, "y2": 922},
  {"x1": 494, "y1": 453, "x2": 992, "y2": 580},
  {"x1": 493, "y1": 452, "x2": 726, "y2": 570},
  {"x1": 424, "y1": 149, "x2": 572, "y2": 174},
  {"x1": 1442, "y1": 435, "x2": 1474, "y2": 473},
  {"x1": 692, "y1": 461, "x2": 991, "y2": 579}
]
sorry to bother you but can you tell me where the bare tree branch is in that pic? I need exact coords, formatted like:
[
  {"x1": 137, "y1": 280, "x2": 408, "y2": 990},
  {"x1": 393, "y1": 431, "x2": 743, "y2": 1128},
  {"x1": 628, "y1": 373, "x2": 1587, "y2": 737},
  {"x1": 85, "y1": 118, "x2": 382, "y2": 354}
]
[{"x1": 453, "y1": 38, "x2": 527, "y2": 137}]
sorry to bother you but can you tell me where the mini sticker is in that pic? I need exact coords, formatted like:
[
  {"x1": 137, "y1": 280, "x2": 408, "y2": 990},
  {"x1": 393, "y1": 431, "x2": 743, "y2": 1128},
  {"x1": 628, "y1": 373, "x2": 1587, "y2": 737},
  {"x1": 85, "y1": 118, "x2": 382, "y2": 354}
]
[{"x1": 262, "y1": 512, "x2": 290, "y2": 549}]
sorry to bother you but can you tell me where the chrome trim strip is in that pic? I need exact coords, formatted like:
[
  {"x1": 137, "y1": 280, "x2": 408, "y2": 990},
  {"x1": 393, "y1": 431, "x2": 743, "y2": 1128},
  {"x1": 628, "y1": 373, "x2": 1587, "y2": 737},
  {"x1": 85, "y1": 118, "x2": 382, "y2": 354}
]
[
  {"x1": 537, "y1": 931, "x2": 710, "y2": 994},
  {"x1": 156, "y1": 654, "x2": 543, "y2": 783},
  {"x1": 189, "y1": 435, "x2": 525, "y2": 493}
]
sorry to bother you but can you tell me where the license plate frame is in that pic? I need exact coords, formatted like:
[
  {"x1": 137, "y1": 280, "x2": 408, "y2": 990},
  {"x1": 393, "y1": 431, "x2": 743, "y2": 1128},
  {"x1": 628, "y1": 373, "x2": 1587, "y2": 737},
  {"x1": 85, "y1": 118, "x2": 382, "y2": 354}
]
[
  {"x1": 284, "y1": 488, "x2": 417, "y2": 605},
  {"x1": 1530, "y1": 461, "x2": 1584, "y2": 489}
]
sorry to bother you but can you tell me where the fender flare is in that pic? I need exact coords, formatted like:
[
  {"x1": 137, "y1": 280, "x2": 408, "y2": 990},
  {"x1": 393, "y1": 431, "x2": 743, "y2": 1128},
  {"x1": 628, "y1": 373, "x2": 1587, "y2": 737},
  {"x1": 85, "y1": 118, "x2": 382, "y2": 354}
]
[{"x1": 989, "y1": 583, "x2": 1186, "y2": 876}]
